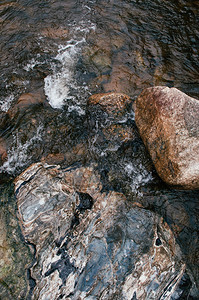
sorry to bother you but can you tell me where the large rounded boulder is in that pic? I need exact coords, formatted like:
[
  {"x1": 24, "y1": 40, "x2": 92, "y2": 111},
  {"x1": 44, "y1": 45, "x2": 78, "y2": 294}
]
[{"x1": 134, "y1": 86, "x2": 199, "y2": 189}]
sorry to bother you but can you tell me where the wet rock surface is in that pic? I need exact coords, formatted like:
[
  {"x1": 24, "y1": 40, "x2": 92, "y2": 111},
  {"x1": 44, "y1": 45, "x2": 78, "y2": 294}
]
[
  {"x1": 14, "y1": 162, "x2": 195, "y2": 300},
  {"x1": 88, "y1": 93, "x2": 131, "y2": 117},
  {"x1": 134, "y1": 86, "x2": 199, "y2": 189},
  {"x1": 0, "y1": 183, "x2": 33, "y2": 299},
  {"x1": 139, "y1": 186, "x2": 199, "y2": 295}
]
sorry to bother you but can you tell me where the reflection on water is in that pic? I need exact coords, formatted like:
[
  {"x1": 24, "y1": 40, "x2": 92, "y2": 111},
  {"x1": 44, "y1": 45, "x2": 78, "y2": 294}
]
[{"x1": 87, "y1": 0, "x2": 199, "y2": 98}]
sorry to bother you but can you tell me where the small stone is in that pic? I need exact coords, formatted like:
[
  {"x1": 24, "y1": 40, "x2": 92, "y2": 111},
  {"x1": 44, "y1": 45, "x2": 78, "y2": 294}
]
[
  {"x1": 41, "y1": 153, "x2": 65, "y2": 165},
  {"x1": 8, "y1": 90, "x2": 47, "y2": 119},
  {"x1": 41, "y1": 27, "x2": 69, "y2": 39},
  {"x1": 88, "y1": 92, "x2": 131, "y2": 117}
]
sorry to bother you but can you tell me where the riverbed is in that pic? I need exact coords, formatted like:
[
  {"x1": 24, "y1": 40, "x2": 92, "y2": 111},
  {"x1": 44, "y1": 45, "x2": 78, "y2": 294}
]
[{"x1": 0, "y1": 0, "x2": 199, "y2": 299}]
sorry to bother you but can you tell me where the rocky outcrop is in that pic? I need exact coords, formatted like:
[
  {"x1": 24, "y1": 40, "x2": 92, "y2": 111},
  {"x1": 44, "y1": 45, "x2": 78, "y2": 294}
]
[
  {"x1": 14, "y1": 162, "x2": 190, "y2": 299},
  {"x1": 140, "y1": 187, "x2": 199, "y2": 294},
  {"x1": 134, "y1": 86, "x2": 199, "y2": 189}
]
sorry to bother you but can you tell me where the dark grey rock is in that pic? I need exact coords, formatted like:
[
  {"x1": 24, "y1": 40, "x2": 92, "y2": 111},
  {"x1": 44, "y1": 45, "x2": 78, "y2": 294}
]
[{"x1": 14, "y1": 163, "x2": 189, "y2": 299}]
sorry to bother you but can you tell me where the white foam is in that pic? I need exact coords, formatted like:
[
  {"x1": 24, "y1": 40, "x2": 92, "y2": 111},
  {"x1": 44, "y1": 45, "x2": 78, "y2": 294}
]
[
  {"x1": 0, "y1": 125, "x2": 43, "y2": 174},
  {"x1": 44, "y1": 20, "x2": 95, "y2": 111},
  {"x1": 0, "y1": 94, "x2": 14, "y2": 112},
  {"x1": 68, "y1": 105, "x2": 85, "y2": 115},
  {"x1": 44, "y1": 39, "x2": 82, "y2": 109},
  {"x1": 24, "y1": 55, "x2": 45, "y2": 71}
]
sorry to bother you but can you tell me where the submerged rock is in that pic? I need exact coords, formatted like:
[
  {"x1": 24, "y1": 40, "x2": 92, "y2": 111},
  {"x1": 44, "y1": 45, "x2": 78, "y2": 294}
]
[
  {"x1": 14, "y1": 162, "x2": 191, "y2": 299},
  {"x1": 87, "y1": 91, "x2": 136, "y2": 154},
  {"x1": 40, "y1": 27, "x2": 69, "y2": 39},
  {"x1": 134, "y1": 86, "x2": 199, "y2": 189},
  {"x1": 0, "y1": 92, "x2": 89, "y2": 177},
  {"x1": 88, "y1": 92, "x2": 131, "y2": 117},
  {"x1": 8, "y1": 90, "x2": 47, "y2": 119}
]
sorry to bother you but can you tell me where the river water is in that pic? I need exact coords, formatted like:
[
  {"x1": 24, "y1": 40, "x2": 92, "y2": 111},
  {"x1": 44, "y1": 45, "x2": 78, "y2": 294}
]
[
  {"x1": 0, "y1": 0, "x2": 199, "y2": 299},
  {"x1": 0, "y1": 0, "x2": 199, "y2": 174},
  {"x1": 1, "y1": 0, "x2": 199, "y2": 111}
]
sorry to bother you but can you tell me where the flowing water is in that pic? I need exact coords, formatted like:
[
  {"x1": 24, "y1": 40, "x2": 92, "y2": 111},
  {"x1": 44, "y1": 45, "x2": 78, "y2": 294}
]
[
  {"x1": 0, "y1": 0, "x2": 199, "y2": 175},
  {"x1": 0, "y1": 0, "x2": 199, "y2": 298},
  {"x1": 1, "y1": 0, "x2": 199, "y2": 110}
]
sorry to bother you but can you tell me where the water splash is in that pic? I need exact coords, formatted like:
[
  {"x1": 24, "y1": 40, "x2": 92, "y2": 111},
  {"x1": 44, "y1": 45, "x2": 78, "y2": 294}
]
[
  {"x1": 44, "y1": 21, "x2": 95, "y2": 111},
  {"x1": 0, "y1": 125, "x2": 43, "y2": 175},
  {"x1": 24, "y1": 54, "x2": 45, "y2": 72}
]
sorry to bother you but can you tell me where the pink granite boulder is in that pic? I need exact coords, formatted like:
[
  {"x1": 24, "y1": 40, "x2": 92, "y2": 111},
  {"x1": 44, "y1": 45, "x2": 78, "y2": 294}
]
[{"x1": 134, "y1": 86, "x2": 199, "y2": 189}]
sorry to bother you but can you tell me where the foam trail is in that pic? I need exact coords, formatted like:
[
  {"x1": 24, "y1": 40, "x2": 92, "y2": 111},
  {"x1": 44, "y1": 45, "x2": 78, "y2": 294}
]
[
  {"x1": 44, "y1": 21, "x2": 95, "y2": 111},
  {"x1": 0, "y1": 125, "x2": 43, "y2": 175},
  {"x1": 44, "y1": 39, "x2": 84, "y2": 109}
]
